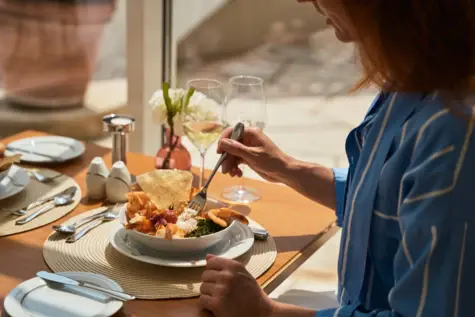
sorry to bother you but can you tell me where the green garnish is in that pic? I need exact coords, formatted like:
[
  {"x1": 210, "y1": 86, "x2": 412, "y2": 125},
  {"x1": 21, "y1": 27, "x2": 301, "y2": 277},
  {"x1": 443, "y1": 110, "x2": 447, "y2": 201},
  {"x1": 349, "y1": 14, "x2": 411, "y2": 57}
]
[{"x1": 187, "y1": 219, "x2": 224, "y2": 238}]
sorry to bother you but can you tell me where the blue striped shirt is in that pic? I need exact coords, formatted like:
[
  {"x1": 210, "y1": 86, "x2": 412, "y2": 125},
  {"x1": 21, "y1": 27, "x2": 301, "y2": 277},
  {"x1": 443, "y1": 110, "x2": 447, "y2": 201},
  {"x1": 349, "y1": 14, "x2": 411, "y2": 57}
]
[{"x1": 317, "y1": 92, "x2": 475, "y2": 317}]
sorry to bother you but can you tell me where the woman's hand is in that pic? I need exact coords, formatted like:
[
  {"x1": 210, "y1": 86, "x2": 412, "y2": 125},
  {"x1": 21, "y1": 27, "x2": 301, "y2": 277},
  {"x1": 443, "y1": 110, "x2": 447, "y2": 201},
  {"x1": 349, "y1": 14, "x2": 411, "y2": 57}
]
[
  {"x1": 200, "y1": 255, "x2": 317, "y2": 317},
  {"x1": 200, "y1": 255, "x2": 274, "y2": 317},
  {"x1": 217, "y1": 127, "x2": 291, "y2": 183},
  {"x1": 218, "y1": 126, "x2": 338, "y2": 211}
]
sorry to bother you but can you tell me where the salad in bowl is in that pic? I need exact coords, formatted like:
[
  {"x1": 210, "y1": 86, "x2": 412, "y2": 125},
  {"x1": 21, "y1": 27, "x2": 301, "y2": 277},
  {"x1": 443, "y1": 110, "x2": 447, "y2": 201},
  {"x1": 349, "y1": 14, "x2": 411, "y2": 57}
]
[{"x1": 120, "y1": 169, "x2": 249, "y2": 253}]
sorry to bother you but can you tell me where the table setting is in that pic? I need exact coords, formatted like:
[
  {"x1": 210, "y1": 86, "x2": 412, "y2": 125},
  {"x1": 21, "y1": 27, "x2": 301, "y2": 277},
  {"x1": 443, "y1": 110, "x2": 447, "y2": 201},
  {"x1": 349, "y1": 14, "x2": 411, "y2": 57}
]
[
  {"x1": 0, "y1": 151, "x2": 82, "y2": 237},
  {"x1": 0, "y1": 76, "x2": 337, "y2": 317}
]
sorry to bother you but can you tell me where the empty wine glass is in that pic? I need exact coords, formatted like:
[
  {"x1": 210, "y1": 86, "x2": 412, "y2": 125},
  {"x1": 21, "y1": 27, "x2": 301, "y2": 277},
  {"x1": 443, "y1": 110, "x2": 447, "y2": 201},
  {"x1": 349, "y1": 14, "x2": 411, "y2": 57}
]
[
  {"x1": 184, "y1": 79, "x2": 226, "y2": 188},
  {"x1": 221, "y1": 75, "x2": 267, "y2": 204}
]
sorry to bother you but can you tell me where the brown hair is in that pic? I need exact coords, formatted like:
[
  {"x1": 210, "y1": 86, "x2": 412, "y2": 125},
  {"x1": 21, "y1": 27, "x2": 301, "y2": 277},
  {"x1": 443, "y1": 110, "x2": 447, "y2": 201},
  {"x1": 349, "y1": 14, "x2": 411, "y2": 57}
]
[{"x1": 343, "y1": 1, "x2": 475, "y2": 97}]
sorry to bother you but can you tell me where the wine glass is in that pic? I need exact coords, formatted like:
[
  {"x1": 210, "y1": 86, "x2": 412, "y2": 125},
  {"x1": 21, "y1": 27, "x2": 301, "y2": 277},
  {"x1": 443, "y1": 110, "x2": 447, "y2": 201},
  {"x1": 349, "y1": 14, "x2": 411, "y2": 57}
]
[
  {"x1": 184, "y1": 79, "x2": 226, "y2": 188},
  {"x1": 221, "y1": 75, "x2": 267, "y2": 204}
]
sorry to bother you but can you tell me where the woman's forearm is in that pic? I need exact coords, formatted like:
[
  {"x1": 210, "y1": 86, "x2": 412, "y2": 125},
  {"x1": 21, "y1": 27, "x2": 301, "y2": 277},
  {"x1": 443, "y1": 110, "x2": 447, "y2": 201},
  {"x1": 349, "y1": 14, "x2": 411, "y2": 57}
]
[
  {"x1": 279, "y1": 157, "x2": 337, "y2": 211},
  {"x1": 270, "y1": 301, "x2": 317, "y2": 317}
]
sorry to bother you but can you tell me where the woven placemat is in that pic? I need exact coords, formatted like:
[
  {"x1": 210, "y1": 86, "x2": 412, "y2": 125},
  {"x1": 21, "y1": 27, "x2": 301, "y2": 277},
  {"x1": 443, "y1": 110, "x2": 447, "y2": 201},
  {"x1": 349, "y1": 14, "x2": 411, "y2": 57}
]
[
  {"x1": 43, "y1": 208, "x2": 277, "y2": 299},
  {"x1": 0, "y1": 169, "x2": 81, "y2": 237}
]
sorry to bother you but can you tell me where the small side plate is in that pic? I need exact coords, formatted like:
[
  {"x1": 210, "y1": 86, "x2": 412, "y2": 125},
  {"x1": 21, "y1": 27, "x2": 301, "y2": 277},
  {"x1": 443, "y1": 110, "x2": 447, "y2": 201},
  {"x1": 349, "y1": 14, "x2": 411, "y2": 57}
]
[
  {"x1": 5, "y1": 136, "x2": 85, "y2": 163},
  {"x1": 4, "y1": 272, "x2": 124, "y2": 317}
]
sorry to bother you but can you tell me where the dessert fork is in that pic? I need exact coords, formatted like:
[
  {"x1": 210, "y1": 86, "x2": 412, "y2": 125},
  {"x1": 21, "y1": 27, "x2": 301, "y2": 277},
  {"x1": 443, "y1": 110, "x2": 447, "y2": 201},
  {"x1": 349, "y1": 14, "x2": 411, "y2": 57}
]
[{"x1": 187, "y1": 122, "x2": 245, "y2": 213}]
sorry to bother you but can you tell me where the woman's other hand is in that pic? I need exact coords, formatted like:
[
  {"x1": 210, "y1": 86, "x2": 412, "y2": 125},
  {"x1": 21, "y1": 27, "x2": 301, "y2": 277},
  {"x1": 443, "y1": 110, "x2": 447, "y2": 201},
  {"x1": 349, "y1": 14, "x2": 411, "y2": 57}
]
[
  {"x1": 200, "y1": 255, "x2": 274, "y2": 317},
  {"x1": 200, "y1": 255, "x2": 317, "y2": 317},
  {"x1": 217, "y1": 127, "x2": 291, "y2": 183}
]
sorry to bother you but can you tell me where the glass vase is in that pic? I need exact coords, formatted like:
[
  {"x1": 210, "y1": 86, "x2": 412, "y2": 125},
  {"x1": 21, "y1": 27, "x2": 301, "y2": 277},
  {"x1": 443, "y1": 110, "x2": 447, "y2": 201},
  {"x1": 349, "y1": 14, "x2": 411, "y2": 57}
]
[{"x1": 155, "y1": 129, "x2": 192, "y2": 171}]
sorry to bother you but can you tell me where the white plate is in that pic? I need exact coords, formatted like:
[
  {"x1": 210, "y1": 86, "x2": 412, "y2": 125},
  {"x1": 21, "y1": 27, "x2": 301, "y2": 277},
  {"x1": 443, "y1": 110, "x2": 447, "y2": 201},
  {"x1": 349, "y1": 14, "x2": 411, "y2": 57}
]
[
  {"x1": 0, "y1": 165, "x2": 29, "y2": 201},
  {"x1": 5, "y1": 136, "x2": 85, "y2": 163},
  {"x1": 109, "y1": 221, "x2": 254, "y2": 268},
  {"x1": 4, "y1": 272, "x2": 124, "y2": 317}
]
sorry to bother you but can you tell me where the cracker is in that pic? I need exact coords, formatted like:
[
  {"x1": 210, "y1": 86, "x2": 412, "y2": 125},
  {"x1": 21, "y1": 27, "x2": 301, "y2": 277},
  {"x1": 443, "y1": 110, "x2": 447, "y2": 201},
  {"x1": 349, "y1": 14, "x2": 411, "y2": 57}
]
[{"x1": 136, "y1": 170, "x2": 193, "y2": 210}]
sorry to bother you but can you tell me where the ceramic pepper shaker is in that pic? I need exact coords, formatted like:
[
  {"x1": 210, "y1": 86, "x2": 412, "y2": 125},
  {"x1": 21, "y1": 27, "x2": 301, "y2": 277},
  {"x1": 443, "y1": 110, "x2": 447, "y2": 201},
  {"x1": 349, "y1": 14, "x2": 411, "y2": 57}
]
[
  {"x1": 86, "y1": 157, "x2": 109, "y2": 199},
  {"x1": 106, "y1": 161, "x2": 131, "y2": 203}
]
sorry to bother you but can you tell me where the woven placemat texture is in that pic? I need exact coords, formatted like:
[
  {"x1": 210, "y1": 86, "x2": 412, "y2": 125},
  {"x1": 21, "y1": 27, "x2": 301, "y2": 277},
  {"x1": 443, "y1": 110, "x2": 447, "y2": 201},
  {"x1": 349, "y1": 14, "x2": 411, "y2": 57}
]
[
  {"x1": 0, "y1": 169, "x2": 81, "y2": 237},
  {"x1": 43, "y1": 209, "x2": 277, "y2": 299}
]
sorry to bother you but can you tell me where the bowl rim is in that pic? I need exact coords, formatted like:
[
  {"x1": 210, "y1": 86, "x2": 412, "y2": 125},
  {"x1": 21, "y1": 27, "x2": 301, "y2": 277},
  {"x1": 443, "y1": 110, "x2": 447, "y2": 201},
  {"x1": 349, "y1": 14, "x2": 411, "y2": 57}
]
[{"x1": 120, "y1": 199, "x2": 240, "y2": 241}]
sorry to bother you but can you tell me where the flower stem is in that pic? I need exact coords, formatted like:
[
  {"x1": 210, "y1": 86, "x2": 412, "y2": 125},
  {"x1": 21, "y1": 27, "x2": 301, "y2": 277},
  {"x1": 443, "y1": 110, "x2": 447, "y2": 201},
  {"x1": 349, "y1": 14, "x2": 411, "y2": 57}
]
[{"x1": 162, "y1": 122, "x2": 180, "y2": 169}]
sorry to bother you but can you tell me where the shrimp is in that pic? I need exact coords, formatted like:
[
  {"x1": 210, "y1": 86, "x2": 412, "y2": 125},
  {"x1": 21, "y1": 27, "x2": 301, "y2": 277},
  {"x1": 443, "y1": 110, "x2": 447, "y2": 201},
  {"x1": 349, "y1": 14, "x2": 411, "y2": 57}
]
[
  {"x1": 139, "y1": 201, "x2": 156, "y2": 218},
  {"x1": 126, "y1": 192, "x2": 153, "y2": 219},
  {"x1": 207, "y1": 208, "x2": 249, "y2": 228},
  {"x1": 128, "y1": 214, "x2": 154, "y2": 233},
  {"x1": 165, "y1": 224, "x2": 178, "y2": 240},
  {"x1": 156, "y1": 225, "x2": 167, "y2": 238},
  {"x1": 126, "y1": 192, "x2": 144, "y2": 215}
]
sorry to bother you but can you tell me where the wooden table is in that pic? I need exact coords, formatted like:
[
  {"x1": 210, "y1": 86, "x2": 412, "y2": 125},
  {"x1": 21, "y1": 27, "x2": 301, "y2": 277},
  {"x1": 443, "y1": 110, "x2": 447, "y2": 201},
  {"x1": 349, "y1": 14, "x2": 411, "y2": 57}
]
[{"x1": 0, "y1": 131, "x2": 337, "y2": 317}]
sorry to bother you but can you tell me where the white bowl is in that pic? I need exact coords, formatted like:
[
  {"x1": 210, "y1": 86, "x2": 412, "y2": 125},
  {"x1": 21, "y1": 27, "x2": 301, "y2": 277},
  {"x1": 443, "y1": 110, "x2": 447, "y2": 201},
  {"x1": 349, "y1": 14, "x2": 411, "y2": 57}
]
[
  {"x1": 0, "y1": 164, "x2": 12, "y2": 182},
  {"x1": 118, "y1": 199, "x2": 238, "y2": 254}
]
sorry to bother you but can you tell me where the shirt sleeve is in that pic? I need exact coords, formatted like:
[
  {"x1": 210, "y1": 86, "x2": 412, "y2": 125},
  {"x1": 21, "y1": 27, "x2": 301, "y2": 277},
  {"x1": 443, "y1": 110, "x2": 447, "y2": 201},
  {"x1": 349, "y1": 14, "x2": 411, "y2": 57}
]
[
  {"x1": 318, "y1": 115, "x2": 475, "y2": 317},
  {"x1": 332, "y1": 168, "x2": 348, "y2": 227}
]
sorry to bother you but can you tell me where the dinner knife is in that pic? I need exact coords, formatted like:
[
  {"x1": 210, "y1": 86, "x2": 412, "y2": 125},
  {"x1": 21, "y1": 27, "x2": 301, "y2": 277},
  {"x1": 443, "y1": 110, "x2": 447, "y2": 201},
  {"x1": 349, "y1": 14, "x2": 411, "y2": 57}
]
[
  {"x1": 36, "y1": 271, "x2": 135, "y2": 302},
  {"x1": 250, "y1": 227, "x2": 268, "y2": 241},
  {"x1": 6, "y1": 145, "x2": 63, "y2": 161}
]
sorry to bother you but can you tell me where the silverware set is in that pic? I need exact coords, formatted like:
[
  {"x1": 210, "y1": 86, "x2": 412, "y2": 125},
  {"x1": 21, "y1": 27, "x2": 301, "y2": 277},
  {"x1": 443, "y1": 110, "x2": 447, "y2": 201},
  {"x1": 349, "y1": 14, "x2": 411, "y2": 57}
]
[
  {"x1": 61, "y1": 206, "x2": 120, "y2": 243},
  {"x1": 11, "y1": 187, "x2": 77, "y2": 224},
  {"x1": 5, "y1": 184, "x2": 120, "y2": 242}
]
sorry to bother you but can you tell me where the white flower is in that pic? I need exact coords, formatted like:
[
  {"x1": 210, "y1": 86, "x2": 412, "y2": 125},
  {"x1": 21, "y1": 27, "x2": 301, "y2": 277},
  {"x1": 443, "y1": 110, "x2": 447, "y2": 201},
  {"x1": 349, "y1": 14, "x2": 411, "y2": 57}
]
[
  {"x1": 149, "y1": 88, "x2": 189, "y2": 129},
  {"x1": 149, "y1": 87, "x2": 220, "y2": 137},
  {"x1": 185, "y1": 91, "x2": 220, "y2": 121},
  {"x1": 149, "y1": 90, "x2": 168, "y2": 125}
]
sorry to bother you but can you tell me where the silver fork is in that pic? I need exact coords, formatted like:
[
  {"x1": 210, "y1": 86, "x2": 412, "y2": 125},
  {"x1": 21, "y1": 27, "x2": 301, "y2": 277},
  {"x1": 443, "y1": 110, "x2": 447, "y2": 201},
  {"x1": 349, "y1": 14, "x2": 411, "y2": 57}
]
[
  {"x1": 25, "y1": 169, "x2": 63, "y2": 183},
  {"x1": 187, "y1": 122, "x2": 245, "y2": 213}
]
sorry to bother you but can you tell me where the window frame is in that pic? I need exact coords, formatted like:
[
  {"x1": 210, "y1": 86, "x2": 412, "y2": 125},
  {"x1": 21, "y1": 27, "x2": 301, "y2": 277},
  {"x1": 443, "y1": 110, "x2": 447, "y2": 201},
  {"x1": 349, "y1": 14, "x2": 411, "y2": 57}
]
[{"x1": 126, "y1": 0, "x2": 176, "y2": 155}]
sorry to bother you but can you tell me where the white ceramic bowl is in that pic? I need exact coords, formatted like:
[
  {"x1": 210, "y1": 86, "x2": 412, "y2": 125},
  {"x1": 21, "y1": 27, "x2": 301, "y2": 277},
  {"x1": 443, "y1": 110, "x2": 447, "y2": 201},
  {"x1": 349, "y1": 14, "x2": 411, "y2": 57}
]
[
  {"x1": 0, "y1": 164, "x2": 12, "y2": 182},
  {"x1": 119, "y1": 199, "x2": 238, "y2": 254}
]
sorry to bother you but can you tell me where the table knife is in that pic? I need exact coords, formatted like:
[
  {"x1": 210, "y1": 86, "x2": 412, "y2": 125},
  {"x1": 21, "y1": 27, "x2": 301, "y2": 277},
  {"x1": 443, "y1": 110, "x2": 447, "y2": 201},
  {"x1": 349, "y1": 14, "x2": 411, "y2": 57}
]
[
  {"x1": 36, "y1": 271, "x2": 135, "y2": 302},
  {"x1": 250, "y1": 227, "x2": 268, "y2": 241},
  {"x1": 6, "y1": 145, "x2": 63, "y2": 161}
]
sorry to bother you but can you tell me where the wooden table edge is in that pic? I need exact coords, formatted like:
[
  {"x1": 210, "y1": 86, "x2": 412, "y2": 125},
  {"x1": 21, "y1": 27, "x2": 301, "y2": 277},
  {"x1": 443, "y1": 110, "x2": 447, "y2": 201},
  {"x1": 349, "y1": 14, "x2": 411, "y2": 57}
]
[{"x1": 262, "y1": 222, "x2": 339, "y2": 294}]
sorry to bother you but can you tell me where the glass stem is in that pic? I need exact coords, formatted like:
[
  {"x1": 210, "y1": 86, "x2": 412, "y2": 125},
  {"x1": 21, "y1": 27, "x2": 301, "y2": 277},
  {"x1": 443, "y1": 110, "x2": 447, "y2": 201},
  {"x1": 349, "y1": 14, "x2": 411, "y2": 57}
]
[
  {"x1": 239, "y1": 164, "x2": 246, "y2": 191},
  {"x1": 199, "y1": 152, "x2": 206, "y2": 188}
]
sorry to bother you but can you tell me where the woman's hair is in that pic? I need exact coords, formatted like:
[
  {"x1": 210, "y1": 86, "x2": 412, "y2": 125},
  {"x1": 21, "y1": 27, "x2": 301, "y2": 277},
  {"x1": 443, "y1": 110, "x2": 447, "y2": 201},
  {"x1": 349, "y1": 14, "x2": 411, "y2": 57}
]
[{"x1": 344, "y1": 1, "x2": 475, "y2": 97}]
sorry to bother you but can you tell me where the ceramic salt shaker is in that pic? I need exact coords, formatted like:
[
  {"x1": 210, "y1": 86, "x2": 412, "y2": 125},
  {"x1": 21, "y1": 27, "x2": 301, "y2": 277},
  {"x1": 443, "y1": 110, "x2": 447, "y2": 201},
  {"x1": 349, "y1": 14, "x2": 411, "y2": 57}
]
[
  {"x1": 106, "y1": 161, "x2": 131, "y2": 203},
  {"x1": 86, "y1": 157, "x2": 109, "y2": 199}
]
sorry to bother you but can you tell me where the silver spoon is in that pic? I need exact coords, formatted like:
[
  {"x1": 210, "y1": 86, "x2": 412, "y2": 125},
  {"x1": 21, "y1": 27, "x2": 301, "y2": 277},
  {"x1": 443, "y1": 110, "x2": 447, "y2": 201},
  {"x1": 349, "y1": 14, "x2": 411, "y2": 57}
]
[
  {"x1": 10, "y1": 186, "x2": 77, "y2": 216},
  {"x1": 53, "y1": 207, "x2": 113, "y2": 234},
  {"x1": 16, "y1": 193, "x2": 74, "y2": 225},
  {"x1": 66, "y1": 212, "x2": 119, "y2": 243}
]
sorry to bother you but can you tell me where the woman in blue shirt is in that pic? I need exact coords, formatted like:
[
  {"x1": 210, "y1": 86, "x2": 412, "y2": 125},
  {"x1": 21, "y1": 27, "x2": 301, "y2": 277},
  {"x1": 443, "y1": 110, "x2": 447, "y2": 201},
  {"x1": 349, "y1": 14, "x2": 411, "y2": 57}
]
[{"x1": 199, "y1": 1, "x2": 475, "y2": 317}]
